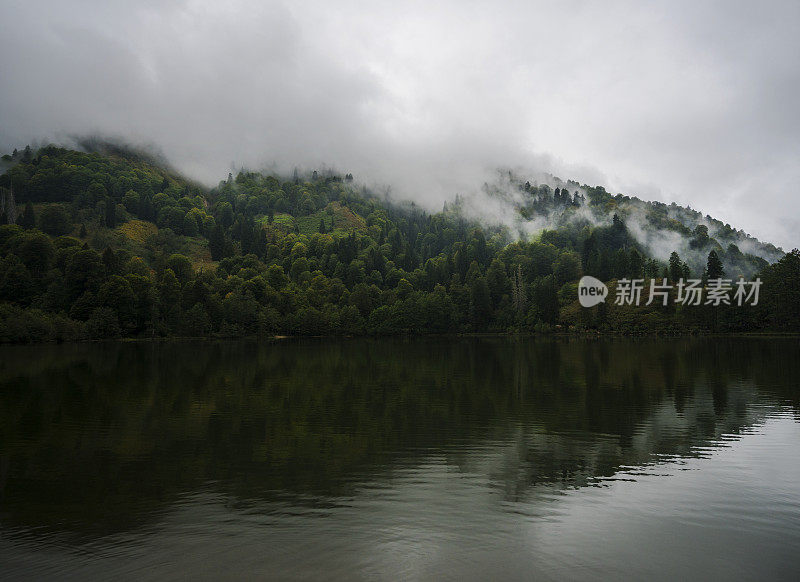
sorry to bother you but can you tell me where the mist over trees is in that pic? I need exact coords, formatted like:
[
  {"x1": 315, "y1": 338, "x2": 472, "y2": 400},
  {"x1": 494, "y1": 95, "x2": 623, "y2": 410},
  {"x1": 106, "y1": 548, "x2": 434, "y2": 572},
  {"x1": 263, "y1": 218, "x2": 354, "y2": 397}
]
[
  {"x1": 467, "y1": 170, "x2": 780, "y2": 279},
  {"x1": 0, "y1": 144, "x2": 797, "y2": 342}
]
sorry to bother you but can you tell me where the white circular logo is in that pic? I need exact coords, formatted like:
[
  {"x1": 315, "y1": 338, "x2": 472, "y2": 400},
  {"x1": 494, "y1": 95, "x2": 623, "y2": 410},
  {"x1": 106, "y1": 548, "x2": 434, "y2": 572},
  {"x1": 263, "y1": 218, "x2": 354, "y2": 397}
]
[{"x1": 578, "y1": 276, "x2": 608, "y2": 307}]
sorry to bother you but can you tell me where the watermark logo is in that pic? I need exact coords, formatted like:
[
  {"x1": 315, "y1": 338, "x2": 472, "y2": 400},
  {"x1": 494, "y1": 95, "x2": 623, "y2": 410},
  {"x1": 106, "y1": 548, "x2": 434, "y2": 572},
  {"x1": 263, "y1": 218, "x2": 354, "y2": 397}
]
[
  {"x1": 578, "y1": 277, "x2": 762, "y2": 307},
  {"x1": 578, "y1": 276, "x2": 609, "y2": 307}
]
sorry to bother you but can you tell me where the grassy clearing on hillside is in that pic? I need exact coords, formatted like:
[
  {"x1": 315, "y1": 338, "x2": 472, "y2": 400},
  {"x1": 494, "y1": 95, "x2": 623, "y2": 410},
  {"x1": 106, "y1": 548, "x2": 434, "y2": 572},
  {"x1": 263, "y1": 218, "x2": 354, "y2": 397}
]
[
  {"x1": 255, "y1": 203, "x2": 367, "y2": 237},
  {"x1": 119, "y1": 219, "x2": 158, "y2": 244},
  {"x1": 183, "y1": 237, "x2": 214, "y2": 270}
]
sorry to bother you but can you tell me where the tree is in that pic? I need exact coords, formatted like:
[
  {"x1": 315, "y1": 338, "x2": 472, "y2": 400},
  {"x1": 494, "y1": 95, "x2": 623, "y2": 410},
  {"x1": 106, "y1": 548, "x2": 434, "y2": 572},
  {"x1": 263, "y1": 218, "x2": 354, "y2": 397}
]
[
  {"x1": 69, "y1": 290, "x2": 98, "y2": 321},
  {"x1": 19, "y1": 201, "x2": 35, "y2": 229},
  {"x1": 222, "y1": 292, "x2": 259, "y2": 334},
  {"x1": 486, "y1": 259, "x2": 509, "y2": 304},
  {"x1": 707, "y1": 250, "x2": 724, "y2": 280},
  {"x1": 87, "y1": 306, "x2": 121, "y2": 339},
  {"x1": 183, "y1": 303, "x2": 211, "y2": 336},
  {"x1": 102, "y1": 247, "x2": 119, "y2": 274},
  {"x1": 97, "y1": 275, "x2": 136, "y2": 331},
  {"x1": 533, "y1": 275, "x2": 559, "y2": 325},
  {"x1": 138, "y1": 192, "x2": 155, "y2": 221},
  {"x1": 86, "y1": 182, "x2": 108, "y2": 204},
  {"x1": 65, "y1": 249, "x2": 105, "y2": 301},
  {"x1": 12, "y1": 231, "x2": 55, "y2": 275},
  {"x1": 166, "y1": 254, "x2": 193, "y2": 284},
  {"x1": 291, "y1": 257, "x2": 311, "y2": 282},
  {"x1": 209, "y1": 224, "x2": 227, "y2": 261},
  {"x1": 122, "y1": 190, "x2": 140, "y2": 214},
  {"x1": 669, "y1": 251, "x2": 683, "y2": 282},
  {"x1": 553, "y1": 251, "x2": 582, "y2": 285},
  {"x1": 217, "y1": 201, "x2": 234, "y2": 228},
  {"x1": 182, "y1": 212, "x2": 200, "y2": 236},
  {"x1": 469, "y1": 276, "x2": 492, "y2": 329},
  {"x1": 104, "y1": 198, "x2": 117, "y2": 228},
  {"x1": 0, "y1": 256, "x2": 34, "y2": 304},
  {"x1": 266, "y1": 264, "x2": 288, "y2": 289},
  {"x1": 159, "y1": 269, "x2": 182, "y2": 330},
  {"x1": 690, "y1": 224, "x2": 710, "y2": 249},
  {"x1": 39, "y1": 205, "x2": 71, "y2": 236},
  {"x1": 760, "y1": 249, "x2": 800, "y2": 331},
  {"x1": 628, "y1": 248, "x2": 643, "y2": 278},
  {"x1": 511, "y1": 265, "x2": 527, "y2": 317},
  {"x1": 612, "y1": 248, "x2": 629, "y2": 279}
]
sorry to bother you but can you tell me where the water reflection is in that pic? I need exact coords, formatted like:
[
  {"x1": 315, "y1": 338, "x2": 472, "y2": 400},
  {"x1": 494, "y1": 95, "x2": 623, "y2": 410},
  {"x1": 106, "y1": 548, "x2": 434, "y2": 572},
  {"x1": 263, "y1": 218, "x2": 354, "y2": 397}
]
[
  {"x1": 0, "y1": 338, "x2": 796, "y2": 530},
  {"x1": 0, "y1": 338, "x2": 799, "y2": 579}
]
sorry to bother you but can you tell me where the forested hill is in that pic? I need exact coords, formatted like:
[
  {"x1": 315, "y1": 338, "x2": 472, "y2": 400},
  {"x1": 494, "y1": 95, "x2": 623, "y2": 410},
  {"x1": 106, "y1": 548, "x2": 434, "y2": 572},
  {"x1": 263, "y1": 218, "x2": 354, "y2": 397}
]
[
  {"x1": 0, "y1": 144, "x2": 798, "y2": 342},
  {"x1": 473, "y1": 171, "x2": 784, "y2": 272}
]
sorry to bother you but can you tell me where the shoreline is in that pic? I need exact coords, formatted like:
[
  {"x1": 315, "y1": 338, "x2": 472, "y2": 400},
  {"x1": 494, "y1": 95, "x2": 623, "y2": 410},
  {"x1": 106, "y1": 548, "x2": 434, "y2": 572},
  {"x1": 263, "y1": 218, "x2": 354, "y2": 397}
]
[{"x1": 2, "y1": 330, "x2": 799, "y2": 345}]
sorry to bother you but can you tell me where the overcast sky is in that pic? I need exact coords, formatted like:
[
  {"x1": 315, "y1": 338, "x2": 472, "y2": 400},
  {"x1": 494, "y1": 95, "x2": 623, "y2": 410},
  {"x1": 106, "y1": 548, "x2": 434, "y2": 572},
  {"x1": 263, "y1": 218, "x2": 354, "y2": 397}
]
[{"x1": 1, "y1": 0, "x2": 798, "y2": 249}]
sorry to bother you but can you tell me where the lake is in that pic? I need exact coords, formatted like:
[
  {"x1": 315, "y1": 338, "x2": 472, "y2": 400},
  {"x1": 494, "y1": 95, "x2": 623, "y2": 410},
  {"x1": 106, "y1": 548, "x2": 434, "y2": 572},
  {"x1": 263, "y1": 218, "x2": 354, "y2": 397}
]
[{"x1": 1, "y1": 337, "x2": 799, "y2": 580}]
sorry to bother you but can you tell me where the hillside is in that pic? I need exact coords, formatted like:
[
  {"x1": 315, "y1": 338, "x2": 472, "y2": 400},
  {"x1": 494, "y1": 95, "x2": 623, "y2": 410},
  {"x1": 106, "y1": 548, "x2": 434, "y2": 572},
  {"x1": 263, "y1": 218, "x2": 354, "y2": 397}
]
[
  {"x1": 462, "y1": 171, "x2": 781, "y2": 278},
  {"x1": 0, "y1": 145, "x2": 798, "y2": 342}
]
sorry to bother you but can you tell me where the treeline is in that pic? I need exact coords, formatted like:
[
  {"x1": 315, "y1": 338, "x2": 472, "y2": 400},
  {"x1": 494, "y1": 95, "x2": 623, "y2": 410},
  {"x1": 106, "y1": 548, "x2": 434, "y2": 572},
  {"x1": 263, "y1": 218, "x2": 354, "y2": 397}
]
[{"x1": 0, "y1": 145, "x2": 798, "y2": 342}]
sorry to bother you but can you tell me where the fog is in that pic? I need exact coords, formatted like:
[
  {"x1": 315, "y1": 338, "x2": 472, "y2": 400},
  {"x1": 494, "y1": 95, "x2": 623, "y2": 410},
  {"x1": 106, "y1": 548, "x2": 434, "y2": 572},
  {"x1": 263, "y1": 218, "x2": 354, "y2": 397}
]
[{"x1": 1, "y1": 0, "x2": 798, "y2": 249}]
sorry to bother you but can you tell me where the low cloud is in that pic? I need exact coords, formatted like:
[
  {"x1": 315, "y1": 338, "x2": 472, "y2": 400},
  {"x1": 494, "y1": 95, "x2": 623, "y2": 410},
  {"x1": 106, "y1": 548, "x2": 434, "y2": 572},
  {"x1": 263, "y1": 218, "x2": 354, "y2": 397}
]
[{"x1": 1, "y1": 0, "x2": 798, "y2": 249}]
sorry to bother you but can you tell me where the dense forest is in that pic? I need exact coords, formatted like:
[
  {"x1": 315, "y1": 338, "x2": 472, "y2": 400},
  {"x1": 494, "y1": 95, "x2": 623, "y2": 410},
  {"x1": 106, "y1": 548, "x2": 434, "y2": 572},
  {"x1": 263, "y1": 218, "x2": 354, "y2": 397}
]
[{"x1": 0, "y1": 144, "x2": 798, "y2": 342}]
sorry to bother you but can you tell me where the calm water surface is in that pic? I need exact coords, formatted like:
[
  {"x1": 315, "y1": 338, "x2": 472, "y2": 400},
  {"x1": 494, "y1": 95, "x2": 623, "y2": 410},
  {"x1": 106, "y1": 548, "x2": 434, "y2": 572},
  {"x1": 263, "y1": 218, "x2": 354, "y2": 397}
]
[{"x1": 0, "y1": 337, "x2": 799, "y2": 580}]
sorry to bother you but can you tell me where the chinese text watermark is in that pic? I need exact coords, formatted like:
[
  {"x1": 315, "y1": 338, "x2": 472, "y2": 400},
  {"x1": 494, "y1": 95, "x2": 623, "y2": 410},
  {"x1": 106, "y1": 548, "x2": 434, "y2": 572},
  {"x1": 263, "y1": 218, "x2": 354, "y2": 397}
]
[{"x1": 579, "y1": 277, "x2": 761, "y2": 308}]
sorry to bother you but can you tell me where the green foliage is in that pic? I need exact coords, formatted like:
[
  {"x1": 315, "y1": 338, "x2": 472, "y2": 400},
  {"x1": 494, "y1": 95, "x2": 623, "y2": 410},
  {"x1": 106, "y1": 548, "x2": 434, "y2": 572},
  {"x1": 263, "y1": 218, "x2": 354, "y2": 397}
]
[
  {"x1": 87, "y1": 306, "x2": 122, "y2": 339},
  {"x1": 0, "y1": 303, "x2": 85, "y2": 342},
  {"x1": 0, "y1": 145, "x2": 795, "y2": 341},
  {"x1": 166, "y1": 254, "x2": 193, "y2": 284},
  {"x1": 759, "y1": 249, "x2": 800, "y2": 330},
  {"x1": 19, "y1": 201, "x2": 35, "y2": 229},
  {"x1": 707, "y1": 250, "x2": 724, "y2": 280},
  {"x1": 39, "y1": 205, "x2": 71, "y2": 236}
]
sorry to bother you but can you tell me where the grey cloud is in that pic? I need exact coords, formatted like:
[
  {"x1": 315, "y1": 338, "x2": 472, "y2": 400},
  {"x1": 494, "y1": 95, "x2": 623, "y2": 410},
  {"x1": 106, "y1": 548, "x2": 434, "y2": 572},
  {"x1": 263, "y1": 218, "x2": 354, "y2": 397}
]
[{"x1": 0, "y1": 0, "x2": 798, "y2": 249}]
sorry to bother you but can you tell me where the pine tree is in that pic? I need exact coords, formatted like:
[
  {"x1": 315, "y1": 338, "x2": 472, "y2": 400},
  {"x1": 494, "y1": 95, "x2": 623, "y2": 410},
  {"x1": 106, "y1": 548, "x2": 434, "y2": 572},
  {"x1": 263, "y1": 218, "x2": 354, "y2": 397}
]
[
  {"x1": 668, "y1": 251, "x2": 682, "y2": 282},
  {"x1": 707, "y1": 250, "x2": 724, "y2": 280}
]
